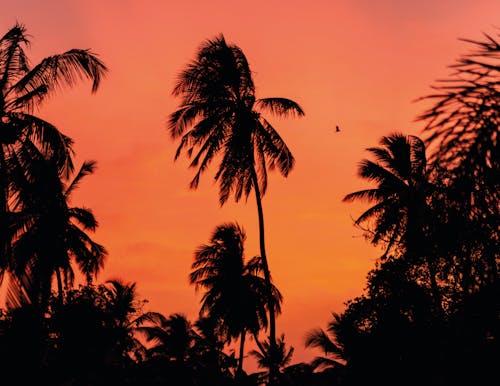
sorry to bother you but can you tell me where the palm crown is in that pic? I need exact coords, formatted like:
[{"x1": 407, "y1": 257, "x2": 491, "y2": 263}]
[
  {"x1": 343, "y1": 133, "x2": 429, "y2": 255},
  {"x1": 169, "y1": 34, "x2": 304, "y2": 204}
]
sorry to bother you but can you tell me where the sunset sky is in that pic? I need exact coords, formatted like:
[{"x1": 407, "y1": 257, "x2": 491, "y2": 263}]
[{"x1": 2, "y1": 0, "x2": 499, "y2": 368}]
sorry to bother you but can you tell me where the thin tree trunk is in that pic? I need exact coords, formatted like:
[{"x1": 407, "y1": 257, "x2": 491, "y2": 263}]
[
  {"x1": 237, "y1": 329, "x2": 246, "y2": 376},
  {"x1": 56, "y1": 268, "x2": 64, "y2": 304},
  {"x1": 250, "y1": 166, "x2": 278, "y2": 386}
]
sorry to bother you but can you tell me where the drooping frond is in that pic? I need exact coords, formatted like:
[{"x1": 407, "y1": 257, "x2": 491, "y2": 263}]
[
  {"x1": 257, "y1": 117, "x2": 295, "y2": 177},
  {"x1": 417, "y1": 30, "x2": 499, "y2": 170},
  {"x1": 64, "y1": 160, "x2": 96, "y2": 199},
  {"x1": 11, "y1": 48, "x2": 107, "y2": 98},
  {"x1": 256, "y1": 97, "x2": 305, "y2": 117},
  {"x1": 68, "y1": 207, "x2": 98, "y2": 230}
]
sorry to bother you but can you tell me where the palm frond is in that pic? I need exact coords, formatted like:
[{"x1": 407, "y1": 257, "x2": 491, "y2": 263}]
[
  {"x1": 256, "y1": 97, "x2": 305, "y2": 117},
  {"x1": 12, "y1": 48, "x2": 108, "y2": 97},
  {"x1": 64, "y1": 160, "x2": 96, "y2": 199},
  {"x1": 68, "y1": 206, "x2": 98, "y2": 230}
]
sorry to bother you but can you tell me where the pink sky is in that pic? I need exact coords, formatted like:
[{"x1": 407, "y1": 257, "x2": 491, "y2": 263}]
[{"x1": 2, "y1": 0, "x2": 499, "y2": 368}]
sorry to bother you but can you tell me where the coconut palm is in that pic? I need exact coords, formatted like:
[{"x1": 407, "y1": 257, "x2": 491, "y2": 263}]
[
  {"x1": 343, "y1": 133, "x2": 429, "y2": 256},
  {"x1": 305, "y1": 313, "x2": 348, "y2": 371},
  {"x1": 343, "y1": 133, "x2": 444, "y2": 311},
  {"x1": 101, "y1": 279, "x2": 148, "y2": 362},
  {"x1": 8, "y1": 156, "x2": 107, "y2": 308},
  {"x1": 0, "y1": 23, "x2": 107, "y2": 279},
  {"x1": 193, "y1": 315, "x2": 236, "y2": 378},
  {"x1": 136, "y1": 312, "x2": 198, "y2": 363},
  {"x1": 250, "y1": 334, "x2": 294, "y2": 384},
  {"x1": 417, "y1": 31, "x2": 499, "y2": 284},
  {"x1": 190, "y1": 222, "x2": 282, "y2": 375},
  {"x1": 169, "y1": 35, "x2": 303, "y2": 379}
]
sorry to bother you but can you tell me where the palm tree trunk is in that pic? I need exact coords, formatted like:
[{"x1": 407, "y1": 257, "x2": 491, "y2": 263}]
[
  {"x1": 237, "y1": 329, "x2": 246, "y2": 376},
  {"x1": 250, "y1": 166, "x2": 278, "y2": 385},
  {"x1": 56, "y1": 268, "x2": 64, "y2": 304}
]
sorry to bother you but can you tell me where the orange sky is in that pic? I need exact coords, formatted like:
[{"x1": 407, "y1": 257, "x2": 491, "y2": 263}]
[{"x1": 2, "y1": 0, "x2": 499, "y2": 368}]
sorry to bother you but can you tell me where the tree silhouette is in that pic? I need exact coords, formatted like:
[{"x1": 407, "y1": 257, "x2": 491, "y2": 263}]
[
  {"x1": 343, "y1": 133, "x2": 428, "y2": 254},
  {"x1": 418, "y1": 31, "x2": 499, "y2": 285},
  {"x1": 418, "y1": 31, "x2": 498, "y2": 179},
  {"x1": 342, "y1": 133, "x2": 443, "y2": 309},
  {"x1": 330, "y1": 31, "x2": 499, "y2": 386},
  {"x1": 250, "y1": 334, "x2": 294, "y2": 385},
  {"x1": 190, "y1": 222, "x2": 282, "y2": 375},
  {"x1": 7, "y1": 158, "x2": 106, "y2": 308},
  {"x1": 136, "y1": 312, "x2": 197, "y2": 363},
  {"x1": 305, "y1": 313, "x2": 346, "y2": 372},
  {"x1": 0, "y1": 22, "x2": 107, "y2": 297},
  {"x1": 100, "y1": 279, "x2": 148, "y2": 363},
  {"x1": 169, "y1": 35, "x2": 303, "y2": 380}
]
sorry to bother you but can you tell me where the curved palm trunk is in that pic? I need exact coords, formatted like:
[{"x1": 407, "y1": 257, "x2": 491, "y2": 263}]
[
  {"x1": 237, "y1": 329, "x2": 246, "y2": 376},
  {"x1": 250, "y1": 167, "x2": 278, "y2": 385}
]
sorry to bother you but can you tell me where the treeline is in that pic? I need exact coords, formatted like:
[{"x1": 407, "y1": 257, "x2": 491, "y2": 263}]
[{"x1": 0, "y1": 23, "x2": 498, "y2": 386}]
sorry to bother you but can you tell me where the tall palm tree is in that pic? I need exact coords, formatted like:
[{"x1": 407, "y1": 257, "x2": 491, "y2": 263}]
[
  {"x1": 189, "y1": 222, "x2": 282, "y2": 374},
  {"x1": 8, "y1": 156, "x2": 107, "y2": 308},
  {"x1": 0, "y1": 23, "x2": 107, "y2": 279},
  {"x1": 169, "y1": 35, "x2": 303, "y2": 378}
]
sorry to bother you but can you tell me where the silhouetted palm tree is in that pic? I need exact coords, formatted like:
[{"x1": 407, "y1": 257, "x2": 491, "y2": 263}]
[
  {"x1": 136, "y1": 312, "x2": 198, "y2": 363},
  {"x1": 190, "y1": 223, "x2": 282, "y2": 374},
  {"x1": 342, "y1": 133, "x2": 443, "y2": 309},
  {"x1": 418, "y1": 31, "x2": 499, "y2": 284},
  {"x1": 193, "y1": 315, "x2": 236, "y2": 380},
  {"x1": 305, "y1": 314, "x2": 346, "y2": 372},
  {"x1": 0, "y1": 23, "x2": 107, "y2": 281},
  {"x1": 101, "y1": 279, "x2": 147, "y2": 362},
  {"x1": 343, "y1": 133, "x2": 428, "y2": 255},
  {"x1": 250, "y1": 334, "x2": 294, "y2": 384},
  {"x1": 9, "y1": 158, "x2": 107, "y2": 307},
  {"x1": 169, "y1": 35, "x2": 303, "y2": 377}
]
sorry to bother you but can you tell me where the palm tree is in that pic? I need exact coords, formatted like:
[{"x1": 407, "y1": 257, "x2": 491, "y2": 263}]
[
  {"x1": 193, "y1": 315, "x2": 236, "y2": 379},
  {"x1": 8, "y1": 157, "x2": 107, "y2": 308},
  {"x1": 169, "y1": 35, "x2": 303, "y2": 379},
  {"x1": 0, "y1": 23, "x2": 107, "y2": 280},
  {"x1": 101, "y1": 279, "x2": 148, "y2": 362},
  {"x1": 250, "y1": 334, "x2": 294, "y2": 384},
  {"x1": 343, "y1": 133, "x2": 443, "y2": 311},
  {"x1": 305, "y1": 313, "x2": 347, "y2": 371},
  {"x1": 417, "y1": 31, "x2": 499, "y2": 284},
  {"x1": 136, "y1": 312, "x2": 198, "y2": 363},
  {"x1": 189, "y1": 222, "x2": 282, "y2": 375},
  {"x1": 343, "y1": 133, "x2": 428, "y2": 256}
]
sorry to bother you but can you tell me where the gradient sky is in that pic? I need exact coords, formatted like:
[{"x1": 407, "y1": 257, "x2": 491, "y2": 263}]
[{"x1": 2, "y1": 0, "x2": 499, "y2": 368}]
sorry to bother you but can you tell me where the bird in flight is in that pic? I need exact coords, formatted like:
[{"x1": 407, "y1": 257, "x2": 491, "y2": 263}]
[{"x1": 335, "y1": 125, "x2": 340, "y2": 132}]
